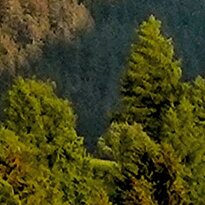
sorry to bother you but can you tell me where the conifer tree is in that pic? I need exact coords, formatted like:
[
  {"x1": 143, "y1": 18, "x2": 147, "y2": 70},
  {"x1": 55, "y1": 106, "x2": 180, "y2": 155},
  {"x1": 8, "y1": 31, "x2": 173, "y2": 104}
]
[
  {"x1": 0, "y1": 127, "x2": 63, "y2": 205},
  {"x1": 98, "y1": 122, "x2": 189, "y2": 205},
  {"x1": 1, "y1": 77, "x2": 111, "y2": 205},
  {"x1": 161, "y1": 77, "x2": 205, "y2": 204},
  {"x1": 114, "y1": 15, "x2": 182, "y2": 139}
]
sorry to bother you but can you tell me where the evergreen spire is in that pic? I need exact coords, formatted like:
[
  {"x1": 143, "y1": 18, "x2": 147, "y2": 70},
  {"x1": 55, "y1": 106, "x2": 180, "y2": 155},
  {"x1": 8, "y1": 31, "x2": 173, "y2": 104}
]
[{"x1": 116, "y1": 15, "x2": 182, "y2": 139}]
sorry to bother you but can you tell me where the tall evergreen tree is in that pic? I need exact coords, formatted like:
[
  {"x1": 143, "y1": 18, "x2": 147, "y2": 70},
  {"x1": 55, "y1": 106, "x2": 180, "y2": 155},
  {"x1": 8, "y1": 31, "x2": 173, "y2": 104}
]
[{"x1": 114, "y1": 15, "x2": 182, "y2": 140}]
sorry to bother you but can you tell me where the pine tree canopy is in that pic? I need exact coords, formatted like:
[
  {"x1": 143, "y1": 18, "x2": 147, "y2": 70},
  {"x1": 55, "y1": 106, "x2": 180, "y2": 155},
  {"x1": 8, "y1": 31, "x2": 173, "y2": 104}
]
[
  {"x1": 0, "y1": 77, "x2": 110, "y2": 204},
  {"x1": 98, "y1": 122, "x2": 189, "y2": 205},
  {"x1": 161, "y1": 77, "x2": 205, "y2": 204},
  {"x1": 114, "y1": 15, "x2": 182, "y2": 139}
]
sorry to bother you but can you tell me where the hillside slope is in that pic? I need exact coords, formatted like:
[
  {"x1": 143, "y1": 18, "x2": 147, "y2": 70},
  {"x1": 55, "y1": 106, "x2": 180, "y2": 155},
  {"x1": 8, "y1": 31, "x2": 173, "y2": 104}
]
[
  {"x1": 1, "y1": 0, "x2": 205, "y2": 148},
  {"x1": 0, "y1": 0, "x2": 93, "y2": 78},
  {"x1": 84, "y1": 0, "x2": 205, "y2": 79}
]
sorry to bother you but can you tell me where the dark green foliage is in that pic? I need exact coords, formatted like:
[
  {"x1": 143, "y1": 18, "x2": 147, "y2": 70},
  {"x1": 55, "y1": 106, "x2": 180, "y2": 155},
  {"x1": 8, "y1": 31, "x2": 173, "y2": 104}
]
[
  {"x1": 0, "y1": 1, "x2": 205, "y2": 204},
  {"x1": 84, "y1": 0, "x2": 205, "y2": 78},
  {"x1": 0, "y1": 177, "x2": 20, "y2": 205},
  {"x1": 81, "y1": 0, "x2": 205, "y2": 143},
  {"x1": 0, "y1": 0, "x2": 205, "y2": 148},
  {"x1": 0, "y1": 0, "x2": 96, "y2": 147},
  {"x1": 0, "y1": 0, "x2": 130, "y2": 148},
  {"x1": 98, "y1": 122, "x2": 189, "y2": 205}
]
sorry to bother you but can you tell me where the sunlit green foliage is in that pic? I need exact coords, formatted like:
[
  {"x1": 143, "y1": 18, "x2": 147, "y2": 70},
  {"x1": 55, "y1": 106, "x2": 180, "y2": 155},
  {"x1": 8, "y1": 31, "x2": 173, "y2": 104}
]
[
  {"x1": 0, "y1": 127, "x2": 65, "y2": 204},
  {"x1": 114, "y1": 15, "x2": 182, "y2": 139},
  {"x1": 162, "y1": 76, "x2": 205, "y2": 204},
  {"x1": 98, "y1": 122, "x2": 189, "y2": 204},
  {"x1": 105, "y1": 15, "x2": 205, "y2": 204},
  {"x1": 0, "y1": 77, "x2": 110, "y2": 204},
  {"x1": 0, "y1": 5, "x2": 205, "y2": 204},
  {"x1": 4, "y1": 77, "x2": 77, "y2": 146}
]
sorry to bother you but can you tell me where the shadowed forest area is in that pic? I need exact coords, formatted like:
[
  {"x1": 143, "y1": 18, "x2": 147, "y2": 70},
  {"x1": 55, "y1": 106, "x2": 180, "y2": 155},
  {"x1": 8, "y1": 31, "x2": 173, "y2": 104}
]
[
  {"x1": 0, "y1": 0, "x2": 205, "y2": 148},
  {"x1": 0, "y1": 0, "x2": 205, "y2": 204}
]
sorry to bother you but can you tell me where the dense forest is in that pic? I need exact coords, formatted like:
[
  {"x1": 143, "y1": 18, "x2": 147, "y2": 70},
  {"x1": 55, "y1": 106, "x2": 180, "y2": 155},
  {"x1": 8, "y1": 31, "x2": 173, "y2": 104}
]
[{"x1": 0, "y1": 0, "x2": 205, "y2": 204}]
